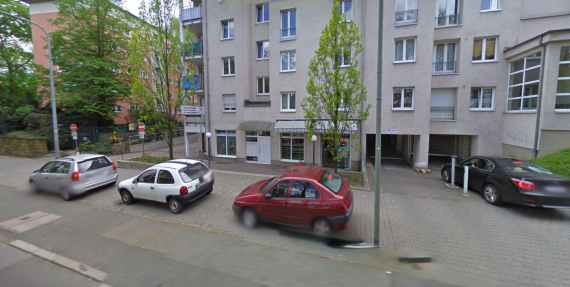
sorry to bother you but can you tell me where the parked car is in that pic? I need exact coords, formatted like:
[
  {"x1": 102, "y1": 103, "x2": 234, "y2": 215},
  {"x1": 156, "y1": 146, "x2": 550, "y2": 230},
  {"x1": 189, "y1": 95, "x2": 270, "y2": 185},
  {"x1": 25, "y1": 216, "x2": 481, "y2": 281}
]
[
  {"x1": 118, "y1": 159, "x2": 214, "y2": 214},
  {"x1": 441, "y1": 156, "x2": 570, "y2": 208},
  {"x1": 232, "y1": 166, "x2": 354, "y2": 234},
  {"x1": 29, "y1": 154, "x2": 118, "y2": 201}
]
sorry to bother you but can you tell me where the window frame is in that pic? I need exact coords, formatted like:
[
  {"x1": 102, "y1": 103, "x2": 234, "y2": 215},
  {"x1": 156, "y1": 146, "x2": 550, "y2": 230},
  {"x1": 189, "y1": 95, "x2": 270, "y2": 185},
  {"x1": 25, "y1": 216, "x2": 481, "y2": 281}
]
[
  {"x1": 280, "y1": 133, "x2": 305, "y2": 162},
  {"x1": 339, "y1": 0, "x2": 353, "y2": 21},
  {"x1": 392, "y1": 88, "x2": 414, "y2": 110},
  {"x1": 556, "y1": 46, "x2": 570, "y2": 111},
  {"x1": 257, "y1": 41, "x2": 269, "y2": 60},
  {"x1": 394, "y1": 38, "x2": 416, "y2": 63},
  {"x1": 507, "y1": 53, "x2": 541, "y2": 112},
  {"x1": 257, "y1": 77, "x2": 270, "y2": 95},
  {"x1": 157, "y1": 170, "x2": 175, "y2": 184},
  {"x1": 290, "y1": 180, "x2": 319, "y2": 199},
  {"x1": 281, "y1": 92, "x2": 296, "y2": 112},
  {"x1": 480, "y1": 0, "x2": 500, "y2": 12},
  {"x1": 113, "y1": 105, "x2": 123, "y2": 113},
  {"x1": 221, "y1": 20, "x2": 235, "y2": 40},
  {"x1": 256, "y1": 4, "x2": 269, "y2": 23},
  {"x1": 470, "y1": 87, "x2": 495, "y2": 111},
  {"x1": 270, "y1": 180, "x2": 290, "y2": 198},
  {"x1": 169, "y1": 93, "x2": 174, "y2": 100},
  {"x1": 472, "y1": 37, "x2": 498, "y2": 63},
  {"x1": 280, "y1": 50, "x2": 296, "y2": 72},
  {"x1": 222, "y1": 94, "x2": 236, "y2": 112},
  {"x1": 281, "y1": 9, "x2": 297, "y2": 39},
  {"x1": 222, "y1": 57, "x2": 235, "y2": 76},
  {"x1": 137, "y1": 169, "x2": 157, "y2": 184},
  {"x1": 216, "y1": 130, "x2": 237, "y2": 157}
]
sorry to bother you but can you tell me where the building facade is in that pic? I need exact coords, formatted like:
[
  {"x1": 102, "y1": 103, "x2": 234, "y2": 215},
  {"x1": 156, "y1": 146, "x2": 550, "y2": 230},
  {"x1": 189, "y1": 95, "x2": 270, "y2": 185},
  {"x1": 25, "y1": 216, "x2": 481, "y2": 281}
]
[{"x1": 181, "y1": 0, "x2": 570, "y2": 170}]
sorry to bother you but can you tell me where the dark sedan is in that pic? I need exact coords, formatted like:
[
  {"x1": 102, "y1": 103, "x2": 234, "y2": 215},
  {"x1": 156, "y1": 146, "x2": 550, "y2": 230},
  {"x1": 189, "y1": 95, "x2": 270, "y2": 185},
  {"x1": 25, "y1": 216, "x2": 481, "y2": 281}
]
[{"x1": 441, "y1": 156, "x2": 570, "y2": 208}]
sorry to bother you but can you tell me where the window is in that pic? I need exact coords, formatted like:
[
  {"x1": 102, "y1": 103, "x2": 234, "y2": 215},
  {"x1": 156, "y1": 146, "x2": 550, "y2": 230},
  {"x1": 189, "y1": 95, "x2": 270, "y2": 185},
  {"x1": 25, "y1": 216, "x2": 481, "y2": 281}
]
[
  {"x1": 217, "y1": 130, "x2": 237, "y2": 156},
  {"x1": 124, "y1": 30, "x2": 131, "y2": 37},
  {"x1": 257, "y1": 41, "x2": 269, "y2": 59},
  {"x1": 179, "y1": 163, "x2": 209, "y2": 183},
  {"x1": 470, "y1": 88, "x2": 494, "y2": 110},
  {"x1": 78, "y1": 157, "x2": 111, "y2": 173},
  {"x1": 257, "y1": 4, "x2": 269, "y2": 23},
  {"x1": 395, "y1": 0, "x2": 418, "y2": 25},
  {"x1": 157, "y1": 170, "x2": 175, "y2": 184},
  {"x1": 338, "y1": 1, "x2": 353, "y2": 21},
  {"x1": 281, "y1": 51, "x2": 296, "y2": 71},
  {"x1": 395, "y1": 38, "x2": 415, "y2": 62},
  {"x1": 481, "y1": 0, "x2": 500, "y2": 11},
  {"x1": 281, "y1": 10, "x2": 296, "y2": 39},
  {"x1": 257, "y1": 77, "x2": 270, "y2": 95},
  {"x1": 222, "y1": 20, "x2": 234, "y2": 39},
  {"x1": 435, "y1": 0, "x2": 460, "y2": 27},
  {"x1": 508, "y1": 52, "x2": 541, "y2": 111},
  {"x1": 281, "y1": 92, "x2": 296, "y2": 111},
  {"x1": 281, "y1": 133, "x2": 304, "y2": 161},
  {"x1": 110, "y1": 67, "x2": 120, "y2": 73},
  {"x1": 129, "y1": 104, "x2": 138, "y2": 110},
  {"x1": 318, "y1": 170, "x2": 342, "y2": 194},
  {"x1": 290, "y1": 181, "x2": 318, "y2": 198},
  {"x1": 53, "y1": 162, "x2": 71, "y2": 174},
  {"x1": 556, "y1": 47, "x2": 570, "y2": 110},
  {"x1": 109, "y1": 45, "x2": 119, "y2": 52},
  {"x1": 169, "y1": 93, "x2": 174, "y2": 100},
  {"x1": 40, "y1": 162, "x2": 57, "y2": 173},
  {"x1": 169, "y1": 78, "x2": 173, "y2": 85},
  {"x1": 393, "y1": 88, "x2": 414, "y2": 110},
  {"x1": 222, "y1": 57, "x2": 235, "y2": 75},
  {"x1": 335, "y1": 45, "x2": 351, "y2": 67},
  {"x1": 433, "y1": 43, "x2": 456, "y2": 74},
  {"x1": 137, "y1": 169, "x2": 157, "y2": 183},
  {"x1": 270, "y1": 180, "x2": 289, "y2": 197},
  {"x1": 113, "y1": 105, "x2": 123, "y2": 113},
  {"x1": 223, "y1": 94, "x2": 236, "y2": 111},
  {"x1": 139, "y1": 70, "x2": 147, "y2": 79},
  {"x1": 473, "y1": 37, "x2": 497, "y2": 62}
]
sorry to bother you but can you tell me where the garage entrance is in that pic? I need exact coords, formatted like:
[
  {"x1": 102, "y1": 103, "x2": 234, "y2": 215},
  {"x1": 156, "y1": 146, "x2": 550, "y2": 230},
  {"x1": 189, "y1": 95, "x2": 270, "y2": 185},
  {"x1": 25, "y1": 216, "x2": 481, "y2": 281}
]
[
  {"x1": 366, "y1": 134, "x2": 414, "y2": 160},
  {"x1": 429, "y1": 135, "x2": 457, "y2": 156}
]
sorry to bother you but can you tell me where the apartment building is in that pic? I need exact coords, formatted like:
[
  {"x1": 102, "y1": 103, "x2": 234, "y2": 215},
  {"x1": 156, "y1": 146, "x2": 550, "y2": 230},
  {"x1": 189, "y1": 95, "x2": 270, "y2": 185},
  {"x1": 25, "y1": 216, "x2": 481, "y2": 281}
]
[{"x1": 181, "y1": 0, "x2": 570, "y2": 170}]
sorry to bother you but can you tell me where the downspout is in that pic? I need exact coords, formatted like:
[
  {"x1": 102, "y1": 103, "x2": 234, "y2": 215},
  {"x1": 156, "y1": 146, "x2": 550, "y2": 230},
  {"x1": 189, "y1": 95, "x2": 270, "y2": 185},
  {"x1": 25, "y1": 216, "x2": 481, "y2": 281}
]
[
  {"x1": 532, "y1": 36, "x2": 546, "y2": 158},
  {"x1": 359, "y1": 0, "x2": 366, "y2": 172},
  {"x1": 204, "y1": 0, "x2": 211, "y2": 148}
]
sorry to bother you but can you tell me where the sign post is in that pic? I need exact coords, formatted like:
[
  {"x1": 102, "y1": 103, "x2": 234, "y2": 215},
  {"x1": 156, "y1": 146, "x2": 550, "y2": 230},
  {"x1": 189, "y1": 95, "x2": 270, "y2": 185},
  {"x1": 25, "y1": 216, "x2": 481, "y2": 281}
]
[
  {"x1": 70, "y1": 124, "x2": 79, "y2": 155},
  {"x1": 139, "y1": 122, "x2": 146, "y2": 154}
]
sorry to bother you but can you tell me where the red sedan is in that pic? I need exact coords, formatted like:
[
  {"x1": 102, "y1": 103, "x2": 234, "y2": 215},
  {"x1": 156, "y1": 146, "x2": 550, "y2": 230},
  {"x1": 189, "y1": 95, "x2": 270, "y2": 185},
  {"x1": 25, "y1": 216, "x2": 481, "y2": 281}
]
[{"x1": 232, "y1": 166, "x2": 354, "y2": 234}]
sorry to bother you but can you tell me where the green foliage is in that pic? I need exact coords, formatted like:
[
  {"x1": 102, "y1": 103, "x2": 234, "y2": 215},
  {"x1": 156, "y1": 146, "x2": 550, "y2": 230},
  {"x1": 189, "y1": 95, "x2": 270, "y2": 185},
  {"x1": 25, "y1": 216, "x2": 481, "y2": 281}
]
[
  {"x1": 301, "y1": 1, "x2": 371, "y2": 172},
  {"x1": 79, "y1": 140, "x2": 112, "y2": 154},
  {"x1": 5, "y1": 130, "x2": 44, "y2": 139},
  {"x1": 531, "y1": 148, "x2": 570, "y2": 179},
  {"x1": 79, "y1": 140, "x2": 95, "y2": 153},
  {"x1": 131, "y1": 153, "x2": 169, "y2": 164}
]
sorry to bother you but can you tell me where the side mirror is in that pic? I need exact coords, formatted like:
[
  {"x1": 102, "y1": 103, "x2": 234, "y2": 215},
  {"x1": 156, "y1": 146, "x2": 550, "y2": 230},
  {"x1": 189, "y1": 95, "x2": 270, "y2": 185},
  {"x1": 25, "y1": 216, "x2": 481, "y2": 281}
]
[
  {"x1": 264, "y1": 193, "x2": 272, "y2": 200},
  {"x1": 33, "y1": 170, "x2": 41, "y2": 174},
  {"x1": 132, "y1": 179, "x2": 138, "y2": 184}
]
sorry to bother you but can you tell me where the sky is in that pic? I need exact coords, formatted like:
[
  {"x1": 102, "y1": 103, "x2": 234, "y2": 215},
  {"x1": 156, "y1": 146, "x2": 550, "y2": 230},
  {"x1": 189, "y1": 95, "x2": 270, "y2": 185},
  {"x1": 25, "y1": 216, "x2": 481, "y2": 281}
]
[{"x1": 124, "y1": 0, "x2": 143, "y2": 16}]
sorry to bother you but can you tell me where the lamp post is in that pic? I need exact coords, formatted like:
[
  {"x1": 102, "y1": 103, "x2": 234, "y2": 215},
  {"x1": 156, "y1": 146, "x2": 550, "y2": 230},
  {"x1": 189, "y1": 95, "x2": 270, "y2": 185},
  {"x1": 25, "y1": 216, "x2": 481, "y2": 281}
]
[
  {"x1": 205, "y1": 132, "x2": 211, "y2": 168},
  {"x1": 0, "y1": 10, "x2": 60, "y2": 158},
  {"x1": 311, "y1": 134, "x2": 317, "y2": 166}
]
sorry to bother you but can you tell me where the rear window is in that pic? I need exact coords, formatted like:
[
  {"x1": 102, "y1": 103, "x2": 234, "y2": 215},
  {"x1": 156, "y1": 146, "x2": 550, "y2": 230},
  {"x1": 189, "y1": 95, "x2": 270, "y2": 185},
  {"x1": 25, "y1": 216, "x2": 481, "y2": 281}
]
[
  {"x1": 260, "y1": 171, "x2": 286, "y2": 193},
  {"x1": 178, "y1": 163, "x2": 209, "y2": 183},
  {"x1": 78, "y1": 157, "x2": 111, "y2": 173},
  {"x1": 318, "y1": 170, "x2": 342, "y2": 194},
  {"x1": 498, "y1": 160, "x2": 553, "y2": 175}
]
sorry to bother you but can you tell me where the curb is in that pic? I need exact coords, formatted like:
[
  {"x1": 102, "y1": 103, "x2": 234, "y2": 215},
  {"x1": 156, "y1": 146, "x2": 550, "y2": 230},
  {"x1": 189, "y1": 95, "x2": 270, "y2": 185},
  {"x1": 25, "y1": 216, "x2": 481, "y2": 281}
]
[{"x1": 397, "y1": 255, "x2": 433, "y2": 263}]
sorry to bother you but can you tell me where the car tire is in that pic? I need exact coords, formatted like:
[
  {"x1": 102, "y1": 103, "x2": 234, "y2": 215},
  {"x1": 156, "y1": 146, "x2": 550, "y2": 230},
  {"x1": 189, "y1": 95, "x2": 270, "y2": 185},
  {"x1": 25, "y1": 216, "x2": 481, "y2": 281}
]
[
  {"x1": 312, "y1": 218, "x2": 332, "y2": 235},
  {"x1": 482, "y1": 184, "x2": 503, "y2": 206},
  {"x1": 120, "y1": 190, "x2": 134, "y2": 205},
  {"x1": 206, "y1": 188, "x2": 213, "y2": 195},
  {"x1": 241, "y1": 208, "x2": 258, "y2": 228},
  {"x1": 29, "y1": 180, "x2": 40, "y2": 193},
  {"x1": 61, "y1": 189, "x2": 72, "y2": 201},
  {"x1": 441, "y1": 168, "x2": 451, "y2": 183},
  {"x1": 168, "y1": 198, "x2": 184, "y2": 214}
]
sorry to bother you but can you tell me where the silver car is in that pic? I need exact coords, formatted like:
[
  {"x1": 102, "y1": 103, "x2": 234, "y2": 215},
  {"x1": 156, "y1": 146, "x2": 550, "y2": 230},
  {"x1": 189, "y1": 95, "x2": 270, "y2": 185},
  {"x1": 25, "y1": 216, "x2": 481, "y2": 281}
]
[{"x1": 29, "y1": 154, "x2": 118, "y2": 200}]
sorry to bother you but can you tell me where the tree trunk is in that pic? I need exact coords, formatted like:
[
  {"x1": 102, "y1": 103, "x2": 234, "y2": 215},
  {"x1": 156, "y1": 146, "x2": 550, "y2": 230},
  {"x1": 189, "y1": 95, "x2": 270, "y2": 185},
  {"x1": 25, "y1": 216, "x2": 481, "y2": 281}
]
[{"x1": 168, "y1": 131, "x2": 174, "y2": 159}]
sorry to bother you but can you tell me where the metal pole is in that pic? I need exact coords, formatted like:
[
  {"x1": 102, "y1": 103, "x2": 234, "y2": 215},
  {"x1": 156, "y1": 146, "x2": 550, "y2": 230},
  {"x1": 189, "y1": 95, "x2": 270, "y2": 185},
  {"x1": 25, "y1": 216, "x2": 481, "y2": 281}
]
[
  {"x1": 313, "y1": 141, "x2": 315, "y2": 166},
  {"x1": 0, "y1": 11, "x2": 60, "y2": 158},
  {"x1": 373, "y1": 0, "x2": 384, "y2": 247},
  {"x1": 450, "y1": 155, "x2": 457, "y2": 188},
  {"x1": 207, "y1": 137, "x2": 211, "y2": 168},
  {"x1": 463, "y1": 166, "x2": 469, "y2": 196},
  {"x1": 183, "y1": 116, "x2": 189, "y2": 158},
  {"x1": 532, "y1": 37, "x2": 546, "y2": 159}
]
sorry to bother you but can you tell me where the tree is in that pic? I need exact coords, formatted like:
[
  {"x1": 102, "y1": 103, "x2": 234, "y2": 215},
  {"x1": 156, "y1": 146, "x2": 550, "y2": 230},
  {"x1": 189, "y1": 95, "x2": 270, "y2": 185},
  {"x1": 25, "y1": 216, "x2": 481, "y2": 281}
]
[
  {"x1": 301, "y1": 0, "x2": 371, "y2": 173},
  {"x1": 128, "y1": 0, "x2": 194, "y2": 159},
  {"x1": 49, "y1": 0, "x2": 132, "y2": 127}
]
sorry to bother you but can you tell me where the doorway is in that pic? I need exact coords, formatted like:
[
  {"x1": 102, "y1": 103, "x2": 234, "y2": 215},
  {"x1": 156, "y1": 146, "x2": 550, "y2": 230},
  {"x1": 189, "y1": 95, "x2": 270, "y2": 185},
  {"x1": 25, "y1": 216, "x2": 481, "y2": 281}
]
[
  {"x1": 322, "y1": 136, "x2": 350, "y2": 171},
  {"x1": 245, "y1": 131, "x2": 271, "y2": 165}
]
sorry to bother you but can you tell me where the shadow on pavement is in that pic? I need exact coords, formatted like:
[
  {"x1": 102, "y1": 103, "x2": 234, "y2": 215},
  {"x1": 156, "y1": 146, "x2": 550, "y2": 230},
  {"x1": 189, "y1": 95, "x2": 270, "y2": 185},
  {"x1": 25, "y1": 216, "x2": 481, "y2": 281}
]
[{"x1": 278, "y1": 227, "x2": 364, "y2": 247}]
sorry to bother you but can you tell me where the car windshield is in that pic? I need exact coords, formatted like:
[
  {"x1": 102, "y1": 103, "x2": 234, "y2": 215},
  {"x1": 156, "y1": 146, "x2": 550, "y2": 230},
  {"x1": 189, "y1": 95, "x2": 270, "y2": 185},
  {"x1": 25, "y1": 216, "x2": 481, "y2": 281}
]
[
  {"x1": 318, "y1": 170, "x2": 342, "y2": 194},
  {"x1": 261, "y1": 171, "x2": 285, "y2": 193},
  {"x1": 178, "y1": 163, "x2": 209, "y2": 183},
  {"x1": 498, "y1": 159, "x2": 553, "y2": 175}
]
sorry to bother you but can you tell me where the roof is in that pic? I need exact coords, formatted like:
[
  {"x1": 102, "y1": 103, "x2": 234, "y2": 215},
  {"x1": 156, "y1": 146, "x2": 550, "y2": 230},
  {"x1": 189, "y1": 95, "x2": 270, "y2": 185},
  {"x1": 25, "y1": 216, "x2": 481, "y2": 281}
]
[
  {"x1": 61, "y1": 154, "x2": 107, "y2": 161},
  {"x1": 236, "y1": 121, "x2": 275, "y2": 131},
  {"x1": 504, "y1": 29, "x2": 570, "y2": 52},
  {"x1": 153, "y1": 159, "x2": 204, "y2": 170},
  {"x1": 282, "y1": 166, "x2": 324, "y2": 181}
]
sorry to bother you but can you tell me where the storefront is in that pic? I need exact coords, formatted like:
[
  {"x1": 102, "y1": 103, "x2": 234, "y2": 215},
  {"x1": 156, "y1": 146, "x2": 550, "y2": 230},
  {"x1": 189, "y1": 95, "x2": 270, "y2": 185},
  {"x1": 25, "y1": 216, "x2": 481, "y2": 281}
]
[{"x1": 236, "y1": 122, "x2": 274, "y2": 165}]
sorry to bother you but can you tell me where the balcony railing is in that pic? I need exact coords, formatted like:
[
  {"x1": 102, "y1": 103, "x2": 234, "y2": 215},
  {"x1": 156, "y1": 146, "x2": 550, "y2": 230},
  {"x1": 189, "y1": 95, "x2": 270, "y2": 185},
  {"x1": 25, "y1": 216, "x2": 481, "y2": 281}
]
[
  {"x1": 181, "y1": 5, "x2": 202, "y2": 22},
  {"x1": 395, "y1": 9, "x2": 418, "y2": 25},
  {"x1": 430, "y1": 107, "x2": 455, "y2": 120},
  {"x1": 183, "y1": 42, "x2": 203, "y2": 57},
  {"x1": 433, "y1": 61, "x2": 457, "y2": 75},
  {"x1": 183, "y1": 74, "x2": 204, "y2": 90},
  {"x1": 435, "y1": 14, "x2": 460, "y2": 27}
]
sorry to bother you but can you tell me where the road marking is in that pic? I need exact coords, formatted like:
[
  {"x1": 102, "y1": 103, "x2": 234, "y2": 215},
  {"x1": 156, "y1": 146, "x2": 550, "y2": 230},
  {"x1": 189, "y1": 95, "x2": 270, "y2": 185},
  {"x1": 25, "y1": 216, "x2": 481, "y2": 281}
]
[{"x1": 0, "y1": 211, "x2": 62, "y2": 234}]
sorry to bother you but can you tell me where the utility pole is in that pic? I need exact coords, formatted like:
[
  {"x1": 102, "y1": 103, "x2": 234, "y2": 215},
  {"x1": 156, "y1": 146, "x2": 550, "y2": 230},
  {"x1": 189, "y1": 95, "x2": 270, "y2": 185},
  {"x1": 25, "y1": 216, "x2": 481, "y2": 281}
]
[
  {"x1": 373, "y1": 0, "x2": 384, "y2": 248},
  {"x1": 0, "y1": 10, "x2": 60, "y2": 158}
]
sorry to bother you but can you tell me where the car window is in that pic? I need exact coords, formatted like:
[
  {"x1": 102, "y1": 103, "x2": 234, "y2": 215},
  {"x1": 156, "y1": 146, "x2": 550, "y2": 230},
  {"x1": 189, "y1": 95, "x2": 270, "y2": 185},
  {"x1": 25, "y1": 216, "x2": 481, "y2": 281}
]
[
  {"x1": 53, "y1": 162, "x2": 71, "y2": 174},
  {"x1": 463, "y1": 158, "x2": 479, "y2": 168},
  {"x1": 270, "y1": 180, "x2": 289, "y2": 198},
  {"x1": 318, "y1": 170, "x2": 342, "y2": 194},
  {"x1": 138, "y1": 169, "x2": 157, "y2": 183},
  {"x1": 157, "y1": 170, "x2": 175, "y2": 184},
  {"x1": 40, "y1": 162, "x2": 57, "y2": 173},
  {"x1": 498, "y1": 160, "x2": 553, "y2": 175},
  {"x1": 179, "y1": 163, "x2": 208, "y2": 183},
  {"x1": 483, "y1": 160, "x2": 494, "y2": 171},
  {"x1": 260, "y1": 171, "x2": 286, "y2": 194},
  {"x1": 290, "y1": 181, "x2": 318, "y2": 199},
  {"x1": 78, "y1": 157, "x2": 111, "y2": 173}
]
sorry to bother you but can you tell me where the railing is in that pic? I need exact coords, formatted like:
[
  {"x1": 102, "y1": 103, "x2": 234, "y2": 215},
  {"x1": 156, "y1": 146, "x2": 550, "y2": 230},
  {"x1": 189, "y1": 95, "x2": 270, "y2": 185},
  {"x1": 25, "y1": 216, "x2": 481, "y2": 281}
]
[
  {"x1": 281, "y1": 27, "x2": 296, "y2": 39},
  {"x1": 435, "y1": 14, "x2": 460, "y2": 27},
  {"x1": 127, "y1": 128, "x2": 185, "y2": 146},
  {"x1": 433, "y1": 61, "x2": 457, "y2": 75},
  {"x1": 181, "y1": 5, "x2": 202, "y2": 22},
  {"x1": 395, "y1": 9, "x2": 418, "y2": 25},
  {"x1": 182, "y1": 74, "x2": 205, "y2": 90},
  {"x1": 183, "y1": 42, "x2": 203, "y2": 57},
  {"x1": 430, "y1": 107, "x2": 455, "y2": 120}
]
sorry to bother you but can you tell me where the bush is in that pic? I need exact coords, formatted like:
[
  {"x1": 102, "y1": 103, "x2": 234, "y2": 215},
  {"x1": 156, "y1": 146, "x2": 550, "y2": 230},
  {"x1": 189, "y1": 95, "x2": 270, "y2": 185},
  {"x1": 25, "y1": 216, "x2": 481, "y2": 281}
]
[
  {"x1": 131, "y1": 153, "x2": 169, "y2": 164},
  {"x1": 79, "y1": 140, "x2": 95, "y2": 153},
  {"x1": 78, "y1": 140, "x2": 112, "y2": 154},
  {"x1": 5, "y1": 130, "x2": 44, "y2": 139}
]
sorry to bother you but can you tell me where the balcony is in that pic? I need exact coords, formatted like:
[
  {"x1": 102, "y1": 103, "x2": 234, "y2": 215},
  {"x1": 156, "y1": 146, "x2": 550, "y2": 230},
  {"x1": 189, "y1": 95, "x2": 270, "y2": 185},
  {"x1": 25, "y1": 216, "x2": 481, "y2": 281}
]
[
  {"x1": 433, "y1": 61, "x2": 457, "y2": 75},
  {"x1": 181, "y1": 5, "x2": 202, "y2": 22},
  {"x1": 435, "y1": 14, "x2": 460, "y2": 28},
  {"x1": 395, "y1": 9, "x2": 418, "y2": 26},
  {"x1": 183, "y1": 42, "x2": 203, "y2": 57},
  {"x1": 430, "y1": 107, "x2": 455, "y2": 120},
  {"x1": 182, "y1": 74, "x2": 204, "y2": 91}
]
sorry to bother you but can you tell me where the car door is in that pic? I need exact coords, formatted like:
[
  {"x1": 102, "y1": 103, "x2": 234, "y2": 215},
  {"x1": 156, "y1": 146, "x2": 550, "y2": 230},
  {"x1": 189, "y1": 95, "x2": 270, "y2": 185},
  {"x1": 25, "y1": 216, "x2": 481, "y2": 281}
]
[
  {"x1": 258, "y1": 180, "x2": 289, "y2": 223},
  {"x1": 78, "y1": 157, "x2": 112, "y2": 189},
  {"x1": 284, "y1": 180, "x2": 321, "y2": 227},
  {"x1": 36, "y1": 161, "x2": 58, "y2": 192},
  {"x1": 133, "y1": 169, "x2": 157, "y2": 201},
  {"x1": 468, "y1": 158, "x2": 494, "y2": 192},
  {"x1": 456, "y1": 158, "x2": 479, "y2": 186},
  {"x1": 155, "y1": 169, "x2": 175, "y2": 203},
  {"x1": 51, "y1": 161, "x2": 72, "y2": 193}
]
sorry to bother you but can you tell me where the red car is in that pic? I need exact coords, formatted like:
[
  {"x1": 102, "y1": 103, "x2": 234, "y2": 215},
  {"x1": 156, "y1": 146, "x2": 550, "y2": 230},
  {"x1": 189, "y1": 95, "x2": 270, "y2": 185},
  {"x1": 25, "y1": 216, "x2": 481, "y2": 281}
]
[{"x1": 232, "y1": 166, "x2": 354, "y2": 234}]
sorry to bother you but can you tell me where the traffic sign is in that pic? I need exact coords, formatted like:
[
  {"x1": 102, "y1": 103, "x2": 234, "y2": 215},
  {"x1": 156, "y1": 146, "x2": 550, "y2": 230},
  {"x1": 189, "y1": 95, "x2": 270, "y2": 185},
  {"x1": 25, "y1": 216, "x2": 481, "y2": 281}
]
[
  {"x1": 70, "y1": 124, "x2": 78, "y2": 132},
  {"x1": 181, "y1": 105, "x2": 205, "y2": 115},
  {"x1": 71, "y1": 131, "x2": 78, "y2": 139},
  {"x1": 138, "y1": 122, "x2": 145, "y2": 132},
  {"x1": 138, "y1": 131, "x2": 145, "y2": 139}
]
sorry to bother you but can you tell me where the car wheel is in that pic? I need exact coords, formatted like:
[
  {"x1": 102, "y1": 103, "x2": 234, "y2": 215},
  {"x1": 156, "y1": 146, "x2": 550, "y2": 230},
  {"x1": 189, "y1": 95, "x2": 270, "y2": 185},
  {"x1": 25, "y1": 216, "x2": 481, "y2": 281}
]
[
  {"x1": 61, "y1": 189, "x2": 72, "y2": 201},
  {"x1": 120, "y1": 190, "x2": 134, "y2": 205},
  {"x1": 482, "y1": 184, "x2": 503, "y2": 206},
  {"x1": 29, "y1": 180, "x2": 39, "y2": 193},
  {"x1": 312, "y1": 218, "x2": 332, "y2": 235},
  {"x1": 241, "y1": 208, "x2": 258, "y2": 228},
  {"x1": 168, "y1": 198, "x2": 184, "y2": 214},
  {"x1": 441, "y1": 168, "x2": 451, "y2": 183}
]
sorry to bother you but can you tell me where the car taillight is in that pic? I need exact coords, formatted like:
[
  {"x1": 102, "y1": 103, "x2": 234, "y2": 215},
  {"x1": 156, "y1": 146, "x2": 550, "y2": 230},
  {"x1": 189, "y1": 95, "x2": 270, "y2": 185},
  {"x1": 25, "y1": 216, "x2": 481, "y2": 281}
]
[
  {"x1": 343, "y1": 200, "x2": 349, "y2": 211},
  {"x1": 180, "y1": 186, "x2": 188, "y2": 196},
  {"x1": 111, "y1": 162, "x2": 116, "y2": 170},
  {"x1": 71, "y1": 171, "x2": 79, "y2": 182},
  {"x1": 512, "y1": 179, "x2": 536, "y2": 190}
]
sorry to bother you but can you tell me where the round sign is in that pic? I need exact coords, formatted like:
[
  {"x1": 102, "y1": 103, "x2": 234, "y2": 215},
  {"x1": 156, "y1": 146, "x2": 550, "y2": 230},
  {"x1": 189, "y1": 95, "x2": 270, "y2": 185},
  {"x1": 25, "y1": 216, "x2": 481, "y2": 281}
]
[
  {"x1": 138, "y1": 122, "x2": 145, "y2": 132},
  {"x1": 70, "y1": 124, "x2": 78, "y2": 132}
]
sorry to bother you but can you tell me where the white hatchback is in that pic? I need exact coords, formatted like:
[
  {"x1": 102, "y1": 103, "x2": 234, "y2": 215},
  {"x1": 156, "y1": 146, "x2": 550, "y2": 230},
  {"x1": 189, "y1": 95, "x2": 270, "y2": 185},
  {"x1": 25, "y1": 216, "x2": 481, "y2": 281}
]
[{"x1": 118, "y1": 159, "x2": 214, "y2": 213}]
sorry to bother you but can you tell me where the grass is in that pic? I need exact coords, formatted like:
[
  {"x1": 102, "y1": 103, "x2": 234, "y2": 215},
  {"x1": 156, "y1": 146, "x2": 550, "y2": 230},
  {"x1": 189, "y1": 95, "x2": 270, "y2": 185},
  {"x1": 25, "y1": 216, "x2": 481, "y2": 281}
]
[
  {"x1": 4, "y1": 130, "x2": 44, "y2": 139},
  {"x1": 130, "y1": 153, "x2": 170, "y2": 164},
  {"x1": 338, "y1": 171, "x2": 365, "y2": 187},
  {"x1": 530, "y1": 148, "x2": 570, "y2": 179}
]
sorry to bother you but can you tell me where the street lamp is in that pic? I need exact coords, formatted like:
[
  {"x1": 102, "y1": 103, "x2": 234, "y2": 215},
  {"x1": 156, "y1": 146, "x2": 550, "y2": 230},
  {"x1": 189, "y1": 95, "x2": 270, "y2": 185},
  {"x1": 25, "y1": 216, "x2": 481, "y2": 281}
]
[
  {"x1": 0, "y1": 10, "x2": 60, "y2": 158},
  {"x1": 205, "y1": 132, "x2": 211, "y2": 168},
  {"x1": 311, "y1": 134, "x2": 317, "y2": 166}
]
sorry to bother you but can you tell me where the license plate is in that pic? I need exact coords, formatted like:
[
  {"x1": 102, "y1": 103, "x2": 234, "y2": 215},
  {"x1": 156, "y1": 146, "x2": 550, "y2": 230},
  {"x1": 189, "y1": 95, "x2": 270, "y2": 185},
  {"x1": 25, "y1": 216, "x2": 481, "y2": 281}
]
[{"x1": 544, "y1": 186, "x2": 567, "y2": 193}]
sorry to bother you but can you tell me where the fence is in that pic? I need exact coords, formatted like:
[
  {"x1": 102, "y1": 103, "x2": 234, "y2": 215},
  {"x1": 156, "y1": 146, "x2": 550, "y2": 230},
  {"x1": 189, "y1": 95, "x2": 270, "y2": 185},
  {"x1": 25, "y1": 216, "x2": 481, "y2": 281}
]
[
  {"x1": 181, "y1": 5, "x2": 202, "y2": 22},
  {"x1": 395, "y1": 9, "x2": 418, "y2": 25},
  {"x1": 433, "y1": 61, "x2": 457, "y2": 75},
  {"x1": 430, "y1": 107, "x2": 455, "y2": 120},
  {"x1": 126, "y1": 128, "x2": 185, "y2": 147}
]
